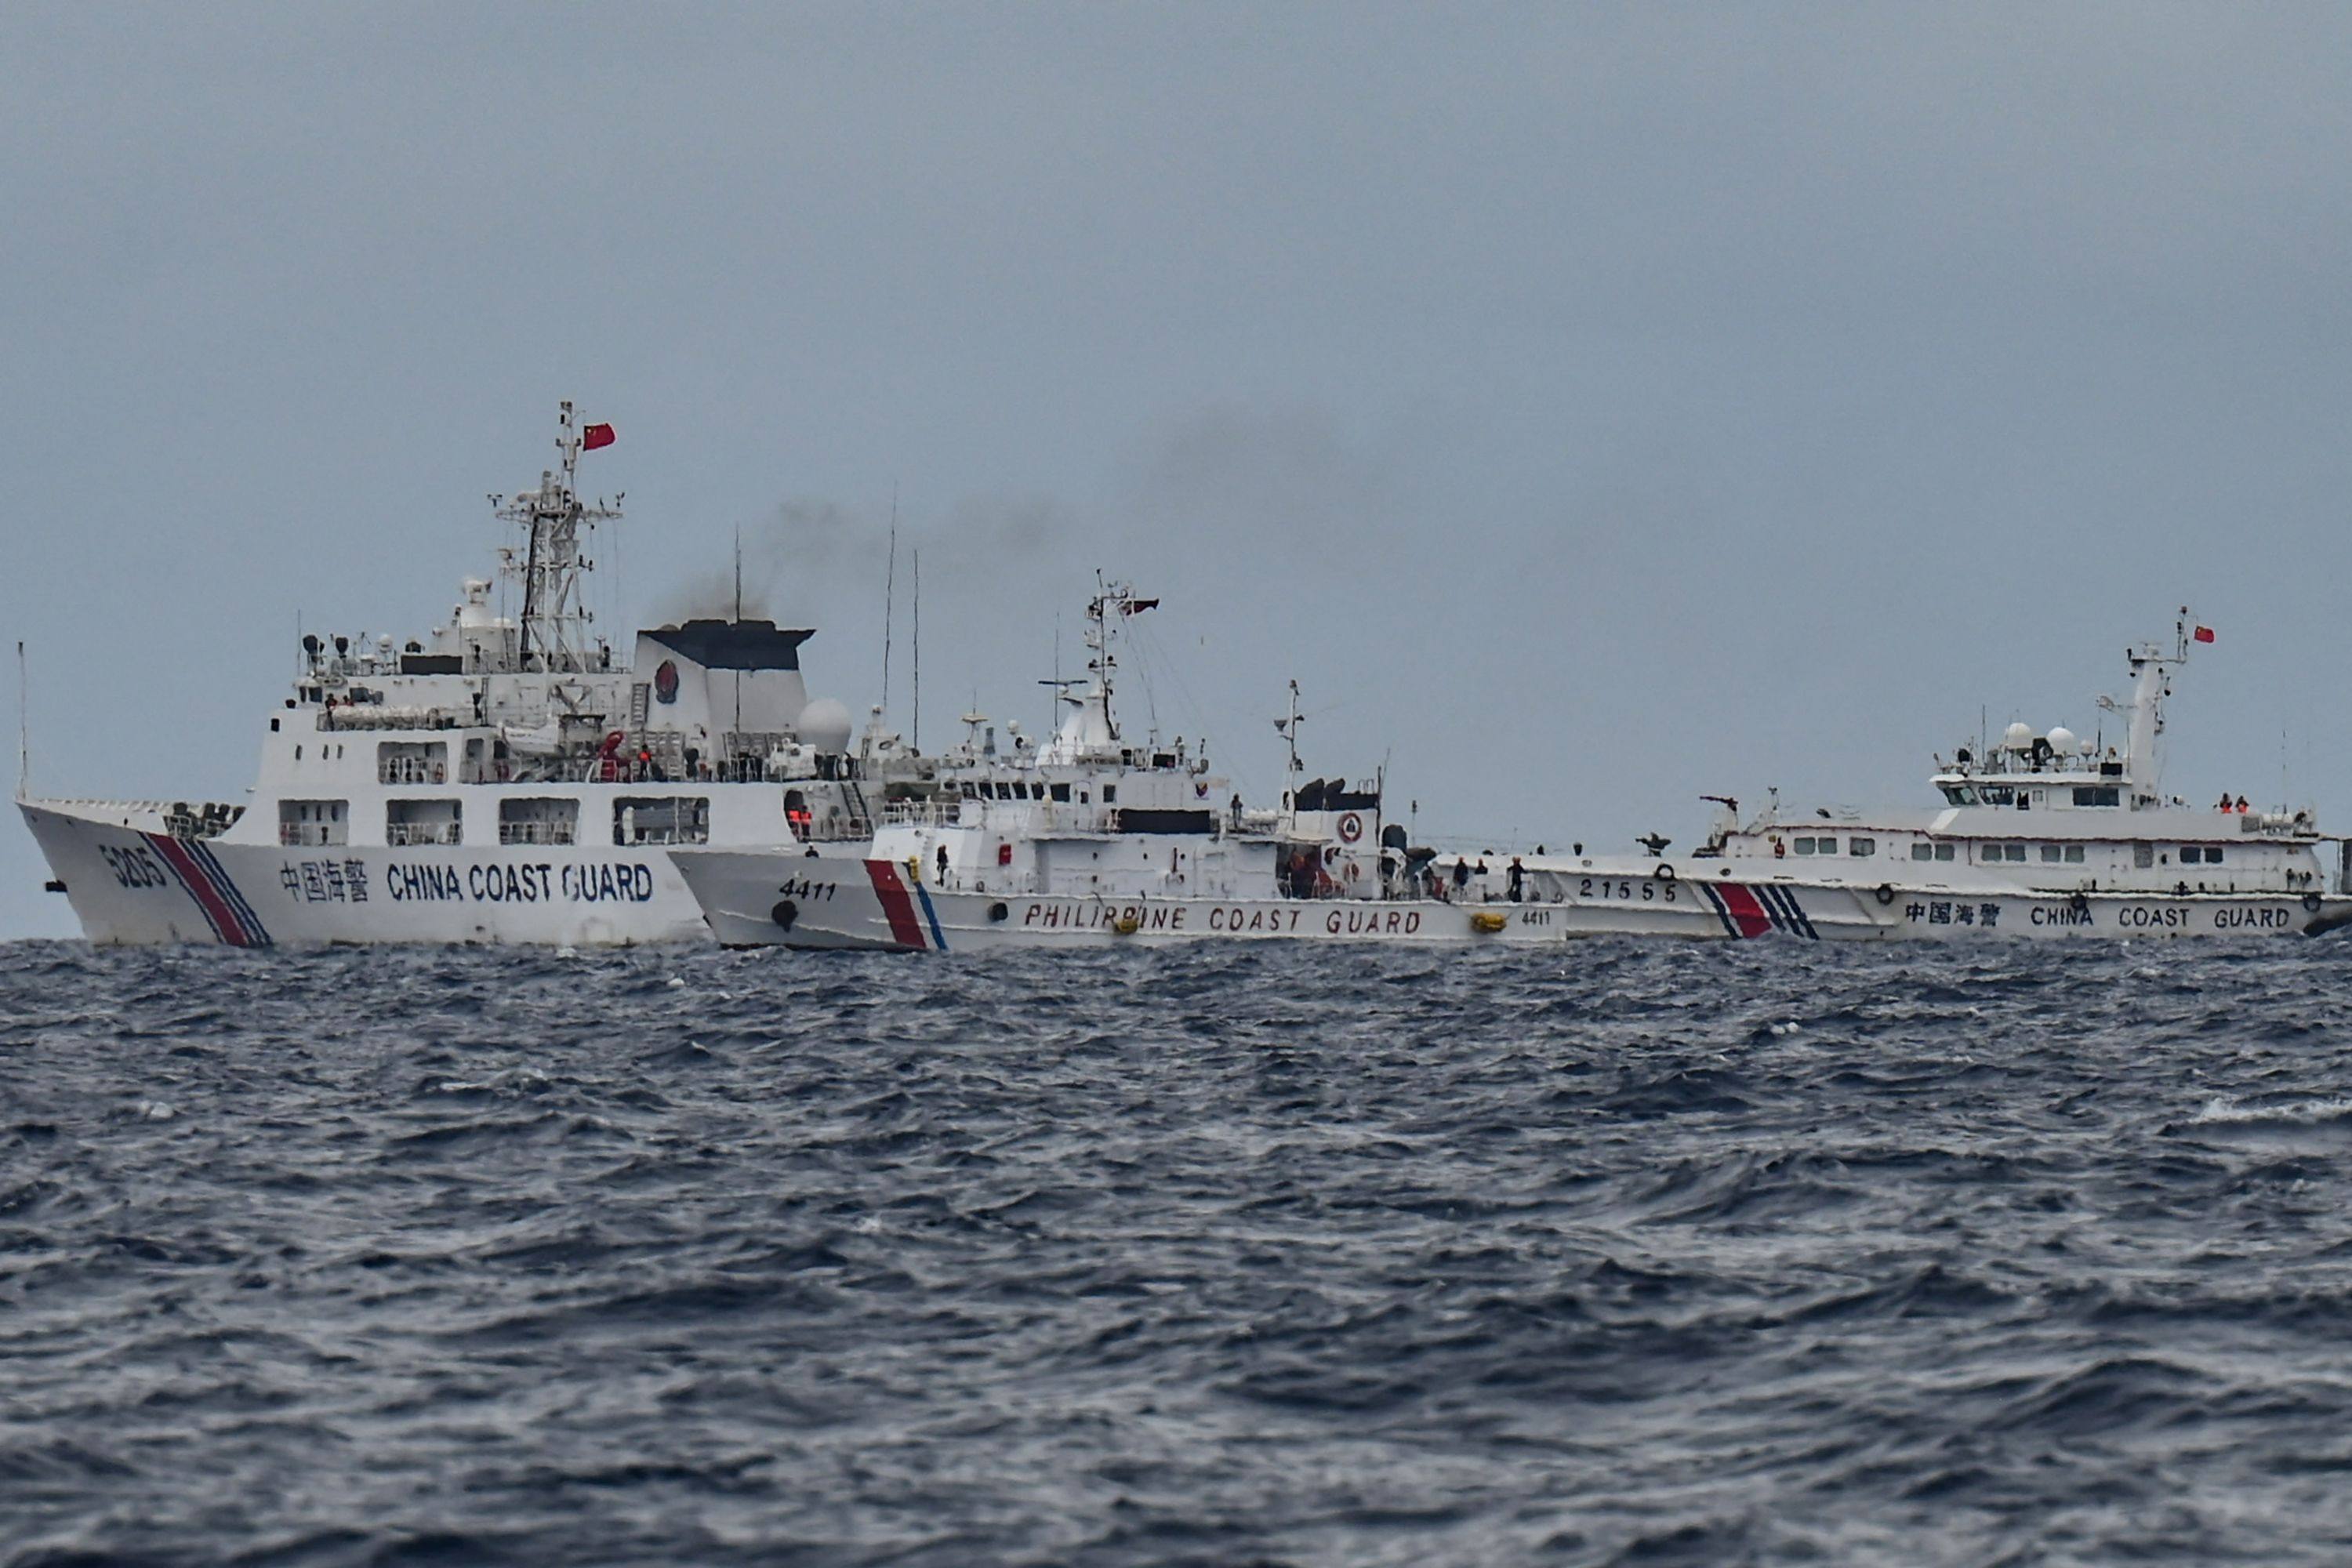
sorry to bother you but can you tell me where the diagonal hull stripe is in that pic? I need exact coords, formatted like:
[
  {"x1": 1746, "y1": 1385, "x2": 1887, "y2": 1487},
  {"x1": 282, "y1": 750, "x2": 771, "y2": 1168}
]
[
  {"x1": 146, "y1": 833, "x2": 249, "y2": 946},
  {"x1": 913, "y1": 880, "x2": 949, "y2": 953},
  {"x1": 863, "y1": 860, "x2": 931, "y2": 951},
  {"x1": 188, "y1": 839, "x2": 272, "y2": 944}
]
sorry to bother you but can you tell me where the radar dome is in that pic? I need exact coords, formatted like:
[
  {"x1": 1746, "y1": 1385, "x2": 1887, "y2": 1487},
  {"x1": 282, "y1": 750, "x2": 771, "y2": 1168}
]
[
  {"x1": 2047, "y1": 726, "x2": 2078, "y2": 757},
  {"x1": 2002, "y1": 721, "x2": 2035, "y2": 751},
  {"x1": 796, "y1": 697, "x2": 854, "y2": 755}
]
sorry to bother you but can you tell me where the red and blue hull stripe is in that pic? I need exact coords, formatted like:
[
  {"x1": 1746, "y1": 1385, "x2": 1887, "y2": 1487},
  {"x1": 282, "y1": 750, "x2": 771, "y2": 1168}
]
[
  {"x1": 1700, "y1": 880, "x2": 1817, "y2": 941},
  {"x1": 143, "y1": 833, "x2": 274, "y2": 948},
  {"x1": 863, "y1": 860, "x2": 949, "y2": 953}
]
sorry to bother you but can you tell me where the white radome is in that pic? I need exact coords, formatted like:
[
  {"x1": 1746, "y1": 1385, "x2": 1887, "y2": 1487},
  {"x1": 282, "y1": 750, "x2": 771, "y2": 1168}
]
[
  {"x1": 797, "y1": 698, "x2": 853, "y2": 755},
  {"x1": 2003, "y1": 721, "x2": 2035, "y2": 751},
  {"x1": 2047, "y1": 726, "x2": 2077, "y2": 756}
]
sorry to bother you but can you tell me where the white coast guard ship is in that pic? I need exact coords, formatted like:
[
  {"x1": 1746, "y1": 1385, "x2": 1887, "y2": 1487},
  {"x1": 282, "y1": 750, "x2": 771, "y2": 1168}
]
[
  {"x1": 1449, "y1": 613, "x2": 2352, "y2": 942},
  {"x1": 20, "y1": 404, "x2": 928, "y2": 946},
  {"x1": 674, "y1": 580, "x2": 1539, "y2": 951}
]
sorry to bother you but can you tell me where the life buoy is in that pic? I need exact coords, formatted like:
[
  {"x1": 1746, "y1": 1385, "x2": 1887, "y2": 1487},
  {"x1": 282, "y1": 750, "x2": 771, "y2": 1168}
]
[
  {"x1": 1470, "y1": 910, "x2": 1508, "y2": 934},
  {"x1": 1653, "y1": 864, "x2": 1676, "y2": 883},
  {"x1": 2304, "y1": 892, "x2": 2322, "y2": 913},
  {"x1": 1337, "y1": 812, "x2": 1363, "y2": 844},
  {"x1": 1874, "y1": 883, "x2": 1896, "y2": 906},
  {"x1": 1343, "y1": 858, "x2": 1361, "y2": 883},
  {"x1": 1112, "y1": 912, "x2": 1142, "y2": 935}
]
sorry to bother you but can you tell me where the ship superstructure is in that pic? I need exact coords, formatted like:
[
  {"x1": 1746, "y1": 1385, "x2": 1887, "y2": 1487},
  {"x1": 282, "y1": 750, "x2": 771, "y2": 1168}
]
[{"x1": 21, "y1": 404, "x2": 930, "y2": 946}]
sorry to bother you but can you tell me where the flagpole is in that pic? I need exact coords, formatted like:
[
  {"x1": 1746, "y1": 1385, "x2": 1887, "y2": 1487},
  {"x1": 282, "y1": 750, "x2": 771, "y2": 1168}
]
[
  {"x1": 16, "y1": 640, "x2": 27, "y2": 798},
  {"x1": 912, "y1": 547, "x2": 921, "y2": 753},
  {"x1": 880, "y1": 484, "x2": 897, "y2": 725}
]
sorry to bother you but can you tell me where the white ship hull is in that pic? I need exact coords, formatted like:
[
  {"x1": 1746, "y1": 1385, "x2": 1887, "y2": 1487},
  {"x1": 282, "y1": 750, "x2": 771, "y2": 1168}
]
[
  {"x1": 677, "y1": 850, "x2": 2352, "y2": 951},
  {"x1": 676, "y1": 850, "x2": 1570, "y2": 950},
  {"x1": 23, "y1": 799, "x2": 857, "y2": 947}
]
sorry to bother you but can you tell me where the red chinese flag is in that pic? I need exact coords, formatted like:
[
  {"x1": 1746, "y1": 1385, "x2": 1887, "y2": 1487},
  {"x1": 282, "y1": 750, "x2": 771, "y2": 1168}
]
[
  {"x1": 2194, "y1": 625, "x2": 2216, "y2": 644},
  {"x1": 581, "y1": 423, "x2": 616, "y2": 451}
]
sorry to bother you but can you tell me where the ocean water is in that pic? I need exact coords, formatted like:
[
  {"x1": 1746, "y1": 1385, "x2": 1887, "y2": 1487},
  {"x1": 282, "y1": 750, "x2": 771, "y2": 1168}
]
[{"x1": 7, "y1": 938, "x2": 2352, "y2": 1566}]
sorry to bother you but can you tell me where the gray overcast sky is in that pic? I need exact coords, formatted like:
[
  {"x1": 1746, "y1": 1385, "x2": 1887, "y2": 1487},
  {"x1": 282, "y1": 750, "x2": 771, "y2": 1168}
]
[{"x1": 5, "y1": 3, "x2": 2351, "y2": 938}]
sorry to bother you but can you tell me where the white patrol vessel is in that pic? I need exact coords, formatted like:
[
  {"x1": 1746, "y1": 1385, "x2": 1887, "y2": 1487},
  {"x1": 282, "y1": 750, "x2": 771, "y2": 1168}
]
[
  {"x1": 20, "y1": 403, "x2": 934, "y2": 946},
  {"x1": 1443, "y1": 613, "x2": 2352, "y2": 942},
  {"x1": 676, "y1": 580, "x2": 1552, "y2": 952}
]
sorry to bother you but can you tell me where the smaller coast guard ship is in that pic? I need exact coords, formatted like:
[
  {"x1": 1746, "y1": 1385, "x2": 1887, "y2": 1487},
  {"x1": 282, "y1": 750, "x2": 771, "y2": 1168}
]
[
  {"x1": 675, "y1": 579, "x2": 1509, "y2": 952},
  {"x1": 1443, "y1": 613, "x2": 2352, "y2": 942},
  {"x1": 20, "y1": 404, "x2": 926, "y2": 946}
]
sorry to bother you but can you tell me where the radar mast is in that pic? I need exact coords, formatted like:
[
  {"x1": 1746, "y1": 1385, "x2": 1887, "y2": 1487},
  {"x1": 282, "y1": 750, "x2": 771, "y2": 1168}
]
[{"x1": 492, "y1": 401, "x2": 620, "y2": 673}]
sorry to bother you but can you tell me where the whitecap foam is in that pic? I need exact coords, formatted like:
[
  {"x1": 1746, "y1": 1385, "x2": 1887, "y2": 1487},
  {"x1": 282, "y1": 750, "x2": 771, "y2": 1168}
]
[{"x1": 2187, "y1": 1094, "x2": 2352, "y2": 1127}]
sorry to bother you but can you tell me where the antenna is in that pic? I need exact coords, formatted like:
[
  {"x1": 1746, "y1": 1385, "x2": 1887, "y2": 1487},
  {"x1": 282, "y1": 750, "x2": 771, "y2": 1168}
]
[
  {"x1": 15, "y1": 641, "x2": 27, "y2": 797},
  {"x1": 911, "y1": 546, "x2": 921, "y2": 753},
  {"x1": 732, "y1": 525, "x2": 744, "y2": 748},
  {"x1": 880, "y1": 483, "x2": 898, "y2": 717}
]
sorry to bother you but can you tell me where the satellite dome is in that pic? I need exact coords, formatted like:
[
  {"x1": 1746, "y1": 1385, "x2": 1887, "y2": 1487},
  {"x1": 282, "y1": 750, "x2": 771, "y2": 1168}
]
[
  {"x1": 2002, "y1": 721, "x2": 2035, "y2": 751},
  {"x1": 2046, "y1": 726, "x2": 2078, "y2": 757},
  {"x1": 796, "y1": 697, "x2": 854, "y2": 755}
]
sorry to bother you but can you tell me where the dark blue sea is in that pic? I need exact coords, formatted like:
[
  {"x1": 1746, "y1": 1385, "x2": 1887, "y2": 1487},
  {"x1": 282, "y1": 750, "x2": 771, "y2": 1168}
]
[{"x1": 8, "y1": 939, "x2": 2352, "y2": 1566}]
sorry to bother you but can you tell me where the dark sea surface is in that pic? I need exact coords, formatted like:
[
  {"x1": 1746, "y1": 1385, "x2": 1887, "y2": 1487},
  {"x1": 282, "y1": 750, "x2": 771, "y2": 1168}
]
[{"x1": 8, "y1": 938, "x2": 2352, "y2": 1566}]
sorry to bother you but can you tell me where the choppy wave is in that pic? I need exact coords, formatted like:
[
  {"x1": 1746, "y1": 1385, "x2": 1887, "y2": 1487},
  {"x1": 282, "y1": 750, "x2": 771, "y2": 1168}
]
[{"x1": 5, "y1": 937, "x2": 2352, "y2": 1564}]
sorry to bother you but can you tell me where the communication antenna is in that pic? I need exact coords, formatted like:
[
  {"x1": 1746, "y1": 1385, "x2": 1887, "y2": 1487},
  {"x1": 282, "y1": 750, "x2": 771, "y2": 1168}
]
[
  {"x1": 731, "y1": 525, "x2": 744, "y2": 746},
  {"x1": 880, "y1": 483, "x2": 898, "y2": 718},
  {"x1": 15, "y1": 641, "x2": 27, "y2": 797},
  {"x1": 912, "y1": 546, "x2": 921, "y2": 753}
]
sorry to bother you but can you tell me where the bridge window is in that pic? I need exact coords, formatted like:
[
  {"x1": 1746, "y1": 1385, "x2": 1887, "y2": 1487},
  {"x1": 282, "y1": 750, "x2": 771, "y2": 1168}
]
[
  {"x1": 387, "y1": 798, "x2": 462, "y2": 847},
  {"x1": 379, "y1": 741, "x2": 448, "y2": 786},
  {"x1": 498, "y1": 797, "x2": 578, "y2": 846},
  {"x1": 2071, "y1": 786, "x2": 2120, "y2": 807},
  {"x1": 614, "y1": 796, "x2": 710, "y2": 846},
  {"x1": 278, "y1": 799, "x2": 347, "y2": 847}
]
